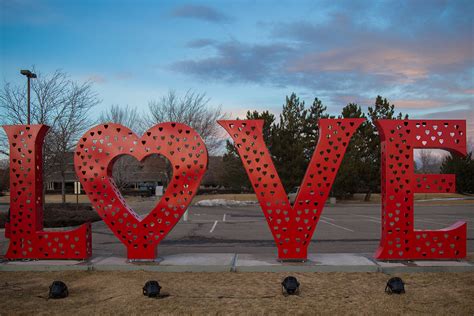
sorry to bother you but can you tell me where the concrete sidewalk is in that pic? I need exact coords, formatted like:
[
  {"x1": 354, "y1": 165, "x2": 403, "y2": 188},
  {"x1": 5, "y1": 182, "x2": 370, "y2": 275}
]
[{"x1": 1, "y1": 253, "x2": 473, "y2": 273}]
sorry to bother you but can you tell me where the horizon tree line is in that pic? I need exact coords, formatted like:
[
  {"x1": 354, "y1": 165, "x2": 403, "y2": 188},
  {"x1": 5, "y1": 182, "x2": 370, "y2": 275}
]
[{"x1": 0, "y1": 69, "x2": 472, "y2": 201}]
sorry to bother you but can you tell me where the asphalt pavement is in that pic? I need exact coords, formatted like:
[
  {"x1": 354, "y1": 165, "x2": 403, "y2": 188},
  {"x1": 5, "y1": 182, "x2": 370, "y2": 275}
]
[{"x1": 4, "y1": 200, "x2": 472, "y2": 258}]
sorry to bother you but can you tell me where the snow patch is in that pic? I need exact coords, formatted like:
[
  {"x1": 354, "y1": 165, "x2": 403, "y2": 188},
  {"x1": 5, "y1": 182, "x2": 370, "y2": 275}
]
[{"x1": 194, "y1": 199, "x2": 258, "y2": 207}]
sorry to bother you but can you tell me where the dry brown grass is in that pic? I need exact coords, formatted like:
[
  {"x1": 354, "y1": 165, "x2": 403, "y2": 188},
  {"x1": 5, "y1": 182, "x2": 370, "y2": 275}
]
[
  {"x1": 340, "y1": 193, "x2": 473, "y2": 204},
  {"x1": 0, "y1": 271, "x2": 472, "y2": 315}
]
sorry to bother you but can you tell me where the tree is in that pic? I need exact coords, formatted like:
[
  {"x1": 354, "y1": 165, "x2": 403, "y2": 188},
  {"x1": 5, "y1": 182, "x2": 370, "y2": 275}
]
[
  {"x1": 331, "y1": 103, "x2": 368, "y2": 198},
  {"x1": 99, "y1": 104, "x2": 144, "y2": 134},
  {"x1": 98, "y1": 105, "x2": 145, "y2": 190},
  {"x1": 0, "y1": 69, "x2": 100, "y2": 203},
  {"x1": 220, "y1": 110, "x2": 275, "y2": 190},
  {"x1": 440, "y1": 152, "x2": 474, "y2": 193},
  {"x1": 417, "y1": 149, "x2": 442, "y2": 173},
  {"x1": 0, "y1": 159, "x2": 8, "y2": 194},
  {"x1": 270, "y1": 93, "x2": 331, "y2": 192},
  {"x1": 147, "y1": 90, "x2": 227, "y2": 155},
  {"x1": 331, "y1": 96, "x2": 408, "y2": 200},
  {"x1": 221, "y1": 94, "x2": 330, "y2": 192},
  {"x1": 302, "y1": 97, "x2": 330, "y2": 160},
  {"x1": 362, "y1": 95, "x2": 408, "y2": 200}
]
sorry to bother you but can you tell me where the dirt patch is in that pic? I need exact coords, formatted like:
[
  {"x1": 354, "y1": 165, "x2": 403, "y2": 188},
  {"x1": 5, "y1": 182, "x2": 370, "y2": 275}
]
[
  {"x1": 0, "y1": 271, "x2": 472, "y2": 315},
  {"x1": 0, "y1": 203, "x2": 101, "y2": 228}
]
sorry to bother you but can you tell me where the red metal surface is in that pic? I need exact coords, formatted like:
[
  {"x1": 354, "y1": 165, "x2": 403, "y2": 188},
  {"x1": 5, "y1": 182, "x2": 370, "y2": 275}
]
[
  {"x1": 375, "y1": 120, "x2": 467, "y2": 260},
  {"x1": 219, "y1": 119, "x2": 364, "y2": 260},
  {"x1": 3, "y1": 125, "x2": 91, "y2": 259},
  {"x1": 74, "y1": 123, "x2": 208, "y2": 260}
]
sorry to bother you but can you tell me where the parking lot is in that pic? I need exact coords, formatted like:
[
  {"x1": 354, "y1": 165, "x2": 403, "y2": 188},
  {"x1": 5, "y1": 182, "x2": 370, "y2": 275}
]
[
  {"x1": 1, "y1": 200, "x2": 473, "y2": 258},
  {"x1": 69, "y1": 201, "x2": 474, "y2": 257}
]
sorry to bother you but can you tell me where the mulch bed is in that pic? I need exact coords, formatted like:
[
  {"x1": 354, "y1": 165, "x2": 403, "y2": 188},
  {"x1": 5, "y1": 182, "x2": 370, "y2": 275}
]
[{"x1": 0, "y1": 203, "x2": 102, "y2": 228}]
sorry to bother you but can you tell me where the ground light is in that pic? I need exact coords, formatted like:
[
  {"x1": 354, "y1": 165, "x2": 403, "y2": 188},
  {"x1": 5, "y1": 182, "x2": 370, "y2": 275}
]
[
  {"x1": 48, "y1": 281, "x2": 69, "y2": 299},
  {"x1": 143, "y1": 280, "x2": 162, "y2": 298},
  {"x1": 385, "y1": 277, "x2": 405, "y2": 294},
  {"x1": 281, "y1": 276, "x2": 300, "y2": 295}
]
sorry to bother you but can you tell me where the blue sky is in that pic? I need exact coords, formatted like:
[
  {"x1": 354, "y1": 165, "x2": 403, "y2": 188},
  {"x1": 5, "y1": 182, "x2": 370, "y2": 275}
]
[{"x1": 1, "y1": 0, "x2": 473, "y2": 140}]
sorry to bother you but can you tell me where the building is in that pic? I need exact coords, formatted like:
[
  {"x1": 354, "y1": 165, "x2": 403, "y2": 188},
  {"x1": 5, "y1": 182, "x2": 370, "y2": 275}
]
[{"x1": 45, "y1": 152, "x2": 224, "y2": 194}]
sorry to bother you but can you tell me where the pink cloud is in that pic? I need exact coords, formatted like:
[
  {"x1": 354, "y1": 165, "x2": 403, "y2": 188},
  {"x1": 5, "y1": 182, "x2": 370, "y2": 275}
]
[
  {"x1": 286, "y1": 42, "x2": 472, "y2": 84},
  {"x1": 87, "y1": 74, "x2": 106, "y2": 84},
  {"x1": 392, "y1": 99, "x2": 444, "y2": 109},
  {"x1": 421, "y1": 108, "x2": 474, "y2": 144}
]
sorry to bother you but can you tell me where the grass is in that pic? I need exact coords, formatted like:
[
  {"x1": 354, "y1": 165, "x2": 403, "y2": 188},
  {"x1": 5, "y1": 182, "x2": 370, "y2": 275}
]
[{"x1": 0, "y1": 271, "x2": 472, "y2": 315}]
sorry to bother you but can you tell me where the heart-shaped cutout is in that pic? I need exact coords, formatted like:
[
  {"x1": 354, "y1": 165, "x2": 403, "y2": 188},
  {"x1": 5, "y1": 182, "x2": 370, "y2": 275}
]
[{"x1": 75, "y1": 123, "x2": 208, "y2": 259}]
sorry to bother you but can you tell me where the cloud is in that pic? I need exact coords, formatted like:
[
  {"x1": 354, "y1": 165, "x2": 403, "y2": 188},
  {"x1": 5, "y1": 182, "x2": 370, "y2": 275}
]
[
  {"x1": 171, "y1": 5, "x2": 231, "y2": 23},
  {"x1": 170, "y1": 0, "x2": 473, "y2": 118},
  {"x1": 87, "y1": 74, "x2": 106, "y2": 84},
  {"x1": 421, "y1": 107, "x2": 474, "y2": 142},
  {"x1": 186, "y1": 38, "x2": 215, "y2": 48},
  {"x1": 286, "y1": 42, "x2": 472, "y2": 84},
  {"x1": 391, "y1": 99, "x2": 444, "y2": 109},
  {"x1": 171, "y1": 41, "x2": 292, "y2": 83}
]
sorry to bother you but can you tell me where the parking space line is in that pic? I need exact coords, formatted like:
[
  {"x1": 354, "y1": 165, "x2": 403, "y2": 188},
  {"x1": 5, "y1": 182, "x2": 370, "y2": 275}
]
[
  {"x1": 320, "y1": 219, "x2": 355, "y2": 232},
  {"x1": 209, "y1": 220, "x2": 218, "y2": 233},
  {"x1": 367, "y1": 219, "x2": 381, "y2": 224},
  {"x1": 416, "y1": 219, "x2": 454, "y2": 226},
  {"x1": 321, "y1": 216, "x2": 335, "y2": 221},
  {"x1": 356, "y1": 215, "x2": 380, "y2": 221},
  {"x1": 223, "y1": 214, "x2": 226, "y2": 222}
]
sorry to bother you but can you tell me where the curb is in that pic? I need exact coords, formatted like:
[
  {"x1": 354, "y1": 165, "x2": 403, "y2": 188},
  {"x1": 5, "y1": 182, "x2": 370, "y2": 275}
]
[{"x1": 1, "y1": 253, "x2": 473, "y2": 273}]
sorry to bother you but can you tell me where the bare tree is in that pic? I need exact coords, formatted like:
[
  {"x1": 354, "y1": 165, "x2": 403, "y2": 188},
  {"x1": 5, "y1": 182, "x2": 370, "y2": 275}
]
[
  {"x1": 0, "y1": 158, "x2": 9, "y2": 194},
  {"x1": 0, "y1": 69, "x2": 100, "y2": 203},
  {"x1": 147, "y1": 90, "x2": 227, "y2": 154},
  {"x1": 99, "y1": 104, "x2": 144, "y2": 134},
  {"x1": 418, "y1": 149, "x2": 442, "y2": 173},
  {"x1": 98, "y1": 105, "x2": 144, "y2": 190}
]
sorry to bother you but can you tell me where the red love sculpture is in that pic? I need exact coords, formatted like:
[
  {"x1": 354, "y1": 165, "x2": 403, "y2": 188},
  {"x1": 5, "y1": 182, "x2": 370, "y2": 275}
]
[
  {"x1": 74, "y1": 123, "x2": 208, "y2": 260},
  {"x1": 4, "y1": 124, "x2": 91, "y2": 259},
  {"x1": 219, "y1": 119, "x2": 364, "y2": 260},
  {"x1": 375, "y1": 120, "x2": 467, "y2": 259}
]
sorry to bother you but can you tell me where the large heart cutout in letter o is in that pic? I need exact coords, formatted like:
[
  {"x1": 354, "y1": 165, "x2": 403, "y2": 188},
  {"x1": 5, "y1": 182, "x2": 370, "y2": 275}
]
[{"x1": 74, "y1": 123, "x2": 208, "y2": 259}]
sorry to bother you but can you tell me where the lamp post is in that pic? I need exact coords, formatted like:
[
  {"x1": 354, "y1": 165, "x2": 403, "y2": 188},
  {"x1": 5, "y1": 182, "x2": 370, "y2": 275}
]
[{"x1": 20, "y1": 70, "x2": 37, "y2": 125}]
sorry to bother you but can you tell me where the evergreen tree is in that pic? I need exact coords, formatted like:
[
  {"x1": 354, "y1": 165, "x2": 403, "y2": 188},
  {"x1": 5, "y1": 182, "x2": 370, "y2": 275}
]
[
  {"x1": 220, "y1": 110, "x2": 275, "y2": 190},
  {"x1": 363, "y1": 96, "x2": 408, "y2": 200},
  {"x1": 271, "y1": 93, "x2": 309, "y2": 191},
  {"x1": 440, "y1": 152, "x2": 474, "y2": 193},
  {"x1": 331, "y1": 103, "x2": 368, "y2": 198},
  {"x1": 221, "y1": 93, "x2": 330, "y2": 193},
  {"x1": 302, "y1": 97, "x2": 330, "y2": 160},
  {"x1": 331, "y1": 96, "x2": 408, "y2": 199}
]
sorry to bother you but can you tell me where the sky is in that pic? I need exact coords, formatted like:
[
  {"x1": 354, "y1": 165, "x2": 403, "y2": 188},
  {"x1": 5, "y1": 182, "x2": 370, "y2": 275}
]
[{"x1": 1, "y1": 0, "x2": 473, "y2": 143}]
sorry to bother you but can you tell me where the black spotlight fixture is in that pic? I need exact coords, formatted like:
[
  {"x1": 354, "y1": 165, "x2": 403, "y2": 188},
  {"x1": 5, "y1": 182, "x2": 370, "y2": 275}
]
[
  {"x1": 48, "y1": 281, "x2": 69, "y2": 299},
  {"x1": 282, "y1": 276, "x2": 300, "y2": 295},
  {"x1": 143, "y1": 280, "x2": 162, "y2": 298},
  {"x1": 385, "y1": 277, "x2": 405, "y2": 294}
]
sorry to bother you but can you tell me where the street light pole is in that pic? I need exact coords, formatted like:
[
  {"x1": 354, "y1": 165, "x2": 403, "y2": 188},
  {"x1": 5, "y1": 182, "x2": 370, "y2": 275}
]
[
  {"x1": 27, "y1": 76, "x2": 30, "y2": 125},
  {"x1": 20, "y1": 70, "x2": 37, "y2": 125}
]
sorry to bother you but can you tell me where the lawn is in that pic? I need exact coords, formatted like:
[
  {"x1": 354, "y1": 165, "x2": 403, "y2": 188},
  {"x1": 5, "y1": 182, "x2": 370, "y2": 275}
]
[{"x1": 0, "y1": 271, "x2": 473, "y2": 315}]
